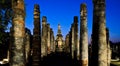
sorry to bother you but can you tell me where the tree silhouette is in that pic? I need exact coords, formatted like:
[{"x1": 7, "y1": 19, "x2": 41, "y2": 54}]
[{"x1": 0, "y1": 0, "x2": 12, "y2": 45}]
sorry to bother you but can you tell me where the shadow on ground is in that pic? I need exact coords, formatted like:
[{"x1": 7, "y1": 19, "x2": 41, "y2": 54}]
[
  {"x1": 41, "y1": 52, "x2": 80, "y2": 66},
  {"x1": 0, "y1": 52, "x2": 117, "y2": 66}
]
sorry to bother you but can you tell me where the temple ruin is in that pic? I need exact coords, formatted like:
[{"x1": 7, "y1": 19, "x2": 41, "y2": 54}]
[{"x1": 2, "y1": 0, "x2": 112, "y2": 66}]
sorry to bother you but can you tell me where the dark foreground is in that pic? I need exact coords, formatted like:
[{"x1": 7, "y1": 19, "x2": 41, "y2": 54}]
[
  {"x1": 0, "y1": 52, "x2": 118, "y2": 66},
  {"x1": 41, "y1": 52, "x2": 80, "y2": 66},
  {"x1": 0, "y1": 52, "x2": 80, "y2": 66}
]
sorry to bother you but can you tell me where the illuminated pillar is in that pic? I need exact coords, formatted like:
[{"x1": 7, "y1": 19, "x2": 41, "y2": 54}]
[
  {"x1": 50, "y1": 28, "x2": 55, "y2": 52},
  {"x1": 25, "y1": 28, "x2": 31, "y2": 64},
  {"x1": 41, "y1": 16, "x2": 47, "y2": 57},
  {"x1": 92, "y1": 0, "x2": 107, "y2": 66},
  {"x1": 80, "y1": 3, "x2": 88, "y2": 66},
  {"x1": 106, "y1": 28, "x2": 111, "y2": 66},
  {"x1": 73, "y1": 16, "x2": 79, "y2": 60},
  {"x1": 47, "y1": 23, "x2": 51, "y2": 54},
  {"x1": 65, "y1": 34, "x2": 70, "y2": 53},
  {"x1": 32, "y1": 4, "x2": 41, "y2": 66},
  {"x1": 71, "y1": 24, "x2": 75, "y2": 59},
  {"x1": 10, "y1": 0, "x2": 26, "y2": 66}
]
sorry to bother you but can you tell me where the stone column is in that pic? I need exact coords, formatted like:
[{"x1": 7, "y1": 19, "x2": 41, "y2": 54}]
[
  {"x1": 65, "y1": 34, "x2": 70, "y2": 53},
  {"x1": 77, "y1": 37, "x2": 80, "y2": 60},
  {"x1": 47, "y1": 23, "x2": 51, "y2": 54},
  {"x1": 10, "y1": 0, "x2": 26, "y2": 66},
  {"x1": 73, "y1": 16, "x2": 79, "y2": 60},
  {"x1": 25, "y1": 28, "x2": 31, "y2": 64},
  {"x1": 69, "y1": 29, "x2": 72, "y2": 58},
  {"x1": 71, "y1": 23, "x2": 75, "y2": 59},
  {"x1": 50, "y1": 28, "x2": 53, "y2": 52},
  {"x1": 32, "y1": 4, "x2": 41, "y2": 66},
  {"x1": 91, "y1": 0, "x2": 107, "y2": 66},
  {"x1": 53, "y1": 33, "x2": 56, "y2": 52},
  {"x1": 106, "y1": 28, "x2": 111, "y2": 66},
  {"x1": 50, "y1": 28, "x2": 54, "y2": 53},
  {"x1": 41, "y1": 16, "x2": 47, "y2": 57},
  {"x1": 80, "y1": 3, "x2": 88, "y2": 66}
]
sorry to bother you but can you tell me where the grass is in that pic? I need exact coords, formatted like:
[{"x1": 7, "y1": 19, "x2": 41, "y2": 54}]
[{"x1": 111, "y1": 59, "x2": 120, "y2": 66}]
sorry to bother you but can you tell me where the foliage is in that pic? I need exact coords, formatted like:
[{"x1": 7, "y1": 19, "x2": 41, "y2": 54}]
[
  {"x1": 0, "y1": 0, "x2": 12, "y2": 9},
  {"x1": 0, "y1": 0, "x2": 12, "y2": 45}
]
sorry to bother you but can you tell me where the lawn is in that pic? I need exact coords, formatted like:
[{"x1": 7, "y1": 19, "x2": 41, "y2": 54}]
[{"x1": 111, "y1": 59, "x2": 120, "y2": 66}]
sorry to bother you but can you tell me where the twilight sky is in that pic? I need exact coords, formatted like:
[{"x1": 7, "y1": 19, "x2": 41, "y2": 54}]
[{"x1": 24, "y1": 0, "x2": 120, "y2": 42}]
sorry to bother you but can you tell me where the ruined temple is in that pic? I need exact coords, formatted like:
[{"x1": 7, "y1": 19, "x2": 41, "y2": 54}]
[
  {"x1": 55, "y1": 24, "x2": 64, "y2": 52},
  {"x1": 2, "y1": 0, "x2": 112, "y2": 66}
]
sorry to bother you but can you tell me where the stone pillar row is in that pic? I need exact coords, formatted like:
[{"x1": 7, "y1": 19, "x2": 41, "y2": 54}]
[
  {"x1": 65, "y1": 16, "x2": 79, "y2": 60},
  {"x1": 10, "y1": 1, "x2": 56, "y2": 65},
  {"x1": 10, "y1": 0, "x2": 111, "y2": 66},
  {"x1": 41, "y1": 16, "x2": 55, "y2": 57}
]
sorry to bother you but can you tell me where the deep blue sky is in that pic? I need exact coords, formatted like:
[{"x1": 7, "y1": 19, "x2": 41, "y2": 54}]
[{"x1": 25, "y1": 0, "x2": 120, "y2": 42}]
